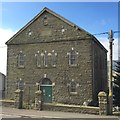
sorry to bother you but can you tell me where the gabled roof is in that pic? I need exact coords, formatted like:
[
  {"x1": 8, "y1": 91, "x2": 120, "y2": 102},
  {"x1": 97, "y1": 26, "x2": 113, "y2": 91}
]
[
  {"x1": 5, "y1": 7, "x2": 107, "y2": 52},
  {"x1": 6, "y1": 7, "x2": 92, "y2": 45}
]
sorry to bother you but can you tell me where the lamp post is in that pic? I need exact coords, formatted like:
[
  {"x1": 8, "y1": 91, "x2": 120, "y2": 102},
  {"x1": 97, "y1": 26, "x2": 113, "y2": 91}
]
[{"x1": 108, "y1": 29, "x2": 114, "y2": 115}]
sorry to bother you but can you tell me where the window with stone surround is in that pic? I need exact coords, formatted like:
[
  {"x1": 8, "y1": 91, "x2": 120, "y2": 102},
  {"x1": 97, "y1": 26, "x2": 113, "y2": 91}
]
[
  {"x1": 51, "y1": 50, "x2": 57, "y2": 67},
  {"x1": 35, "y1": 50, "x2": 57, "y2": 68},
  {"x1": 18, "y1": 51, "x2": 25, "y2": 68},
  {"x1": 47, "y1": 52, "x2": 52, "y2": 66},
  {"x1": 67, "y1": 48, "x2": 78, "y2": 66},
  {"x1": 36, "y1": 51, "x2": 44, "y2": 68},
  {"x1": 16, "y1": 78, "x2": 24, "y2": 90},
  {"x1": 44, "y1": 51, "x2": 48, "y2": 67},
  {"x1": 69, "y1": 79, "x2": 77, "y2": 95}
]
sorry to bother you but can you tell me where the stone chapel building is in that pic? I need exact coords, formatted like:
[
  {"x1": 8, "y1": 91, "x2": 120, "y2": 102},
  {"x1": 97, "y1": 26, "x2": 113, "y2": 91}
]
[{"x1": 6, "y1": 7, "x2": 107, "y2": 106}]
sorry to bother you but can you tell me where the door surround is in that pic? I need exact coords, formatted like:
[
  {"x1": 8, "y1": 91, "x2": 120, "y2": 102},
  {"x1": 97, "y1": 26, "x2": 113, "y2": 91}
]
[{"x1": 40, "y1": 78, "x2": 52, "y2": 103}]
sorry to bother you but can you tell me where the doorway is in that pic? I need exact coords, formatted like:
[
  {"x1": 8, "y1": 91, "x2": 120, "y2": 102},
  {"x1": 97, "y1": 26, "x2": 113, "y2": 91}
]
[{"x1": 40, "y1": 78, "x2": 52, "y2": 103}]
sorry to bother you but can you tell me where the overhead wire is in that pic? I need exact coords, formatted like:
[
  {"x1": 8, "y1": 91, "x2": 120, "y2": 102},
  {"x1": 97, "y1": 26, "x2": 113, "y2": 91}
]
[
  {"x1": 93, "y1": 31, "x2": 120, "y2": 36},
  {"x1": 0, "y1": 31, "x2": 120, "y2": 49}
]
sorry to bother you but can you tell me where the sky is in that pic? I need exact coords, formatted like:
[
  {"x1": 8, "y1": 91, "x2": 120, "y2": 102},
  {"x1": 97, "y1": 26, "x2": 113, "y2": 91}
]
[{"x1": 0, "y1": 2, "x2": 119, "y2": 75}]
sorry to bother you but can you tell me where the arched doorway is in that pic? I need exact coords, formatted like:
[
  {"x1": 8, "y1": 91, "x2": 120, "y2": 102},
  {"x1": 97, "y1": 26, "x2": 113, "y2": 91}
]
[{"x1": 40, "y1": 78, "x2": 52, "y2": 103}]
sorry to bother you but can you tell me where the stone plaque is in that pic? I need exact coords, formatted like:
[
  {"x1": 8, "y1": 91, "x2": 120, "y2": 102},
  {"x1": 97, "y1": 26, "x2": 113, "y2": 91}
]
[{"x1": 41, "y1": 30, "x2": 52, "y2": 36}]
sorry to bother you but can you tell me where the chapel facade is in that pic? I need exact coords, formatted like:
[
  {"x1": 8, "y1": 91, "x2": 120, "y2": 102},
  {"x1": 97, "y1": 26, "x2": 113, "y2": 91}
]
[{"x1": 6, "y1": 7, "x2": 107, "y2": 106}]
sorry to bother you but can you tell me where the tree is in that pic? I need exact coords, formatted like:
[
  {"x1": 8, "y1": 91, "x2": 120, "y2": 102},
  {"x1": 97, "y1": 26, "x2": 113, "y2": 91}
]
[{"x1": 113, "y1": 60, "x2": 120, "y2": 107}]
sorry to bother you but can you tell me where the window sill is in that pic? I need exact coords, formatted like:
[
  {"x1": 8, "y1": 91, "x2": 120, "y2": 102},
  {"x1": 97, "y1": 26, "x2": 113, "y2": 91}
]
[
  {"x1": 36, "y1": 65, "x2": 57, "y2": 69},
  {"x1": 69, "y1": 64, "x2": 78, "y2": 67},
  {"x1": 37, "y1": 65, "x2": 41, "y2": 68},
  {"x1": 52, "y1": 65, "x2": 56, "y2": 68},
  {"x1": 18, "y1": 66, "x2": 25, "y2": 69},
  {"x1": 70, "y1": 92, "x2": 78, "y2": 95}
]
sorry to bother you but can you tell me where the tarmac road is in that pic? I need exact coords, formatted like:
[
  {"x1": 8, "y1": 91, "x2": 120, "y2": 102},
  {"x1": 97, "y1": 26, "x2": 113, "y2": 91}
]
[{"x1": 1, "y1": 107, "x2": 119, "y2": 120}]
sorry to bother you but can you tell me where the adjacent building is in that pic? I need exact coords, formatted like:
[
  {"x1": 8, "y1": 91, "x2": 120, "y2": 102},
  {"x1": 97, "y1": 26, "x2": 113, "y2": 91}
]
[
  {"x1": 0, "y1": 72, "x2": 6, "y2": 99},
  {"x1": 6, "y1": 7, "x2": 107, "y2": 106}
]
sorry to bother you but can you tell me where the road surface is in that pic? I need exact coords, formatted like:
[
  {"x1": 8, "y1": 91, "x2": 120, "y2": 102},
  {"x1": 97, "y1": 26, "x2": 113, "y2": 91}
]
[{"x1": 1, "y1": 107, "x2": 119, "y2": 120}]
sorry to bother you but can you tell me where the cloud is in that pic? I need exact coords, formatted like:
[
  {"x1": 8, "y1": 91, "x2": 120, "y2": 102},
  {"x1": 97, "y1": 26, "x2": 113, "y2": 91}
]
[
  {"x1": 0, "y1": 28, "x2": 16, "y2": 45},
  {"x1": 0, "y1": 28, "x2": 16, "y2": 75},
  {"x1": 98, "y1": 37, "x2": 118, "y2": 61}
]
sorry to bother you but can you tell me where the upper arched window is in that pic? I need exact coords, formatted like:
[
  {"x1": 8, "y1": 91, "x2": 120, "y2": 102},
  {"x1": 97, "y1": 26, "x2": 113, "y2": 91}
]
[
  {"x1": 18, "y1": 51, "x2": 25, "y2": 68},
  {"x1": 51, "y1": 50, "x2": 57, "y2": 67},
  {"x1": 67, "y1": 48, "x2": 78, "y2": 66},
  {"x1": 35, "y1": 50, "x2": 57, "y2": 68}
]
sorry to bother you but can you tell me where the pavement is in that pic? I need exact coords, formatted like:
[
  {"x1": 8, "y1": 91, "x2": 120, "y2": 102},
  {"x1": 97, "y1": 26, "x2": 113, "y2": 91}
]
[{"x1": 0, "y1": 106, "x2": 120, "y2": 120}]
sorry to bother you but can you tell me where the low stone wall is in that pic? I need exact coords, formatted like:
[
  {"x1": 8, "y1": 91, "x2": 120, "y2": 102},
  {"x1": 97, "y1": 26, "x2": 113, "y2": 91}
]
[
  {"x1": 1, "y1": 100, "x2": 99, "y2": 115},
  {"x1": 43, "y1": 103, "x2": 99, "y2": 115},
  {"x1": 0, "y1": 99, "x2": 15, "y2": 107}
]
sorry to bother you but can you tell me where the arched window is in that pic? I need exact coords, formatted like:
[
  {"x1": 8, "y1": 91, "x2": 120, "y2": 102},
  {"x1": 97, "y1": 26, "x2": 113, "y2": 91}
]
[
  {"x1": 18, "y1": 51, "x2": 25, "y2": 68},
  {"x1": 47, "y1": 53, "x2": 52, "y2": 66},
  {"x1": 44, "y1": 51, "x2": 48, "y2": 67},
  {"x1": 70, "y1": 81, "x2": 76, "y2": 92},
  {"x1": 67, "y1": 48, "x2": 78, "y2": 66},
  {"x1": 36, "y1": 51, "x2": 45, "y2": 68},
  {"x1": 36, "y1": 51, "x2": 41, "y2": 67},
  {"x1": 35, "y1": 50, "x2": 57, "y2": 68},
  {"x1": 52, "y1": 50, "x2": 57, "y2": 67},
  {"x1": 69, "y1": 79, "x2": 77, "y2": 95},
  {"x1": 16, "y1": 78, "x2": 24, "y2": 90}
]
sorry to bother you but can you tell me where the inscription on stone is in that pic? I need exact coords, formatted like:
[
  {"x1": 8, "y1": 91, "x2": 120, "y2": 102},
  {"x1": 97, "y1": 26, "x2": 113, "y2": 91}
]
[{"x1": 40, "y1": 30, "x2": 52, "y2": 36}]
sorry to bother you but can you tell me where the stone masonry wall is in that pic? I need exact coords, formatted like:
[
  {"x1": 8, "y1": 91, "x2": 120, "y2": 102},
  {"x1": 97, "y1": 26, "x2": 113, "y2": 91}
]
[
  {"x1": 92, "y1": 40, "x2": 108, "y2": 104},
  {"x1": 6, "y1": 39, "x2": 93, "y2": 105},
  {"x1": 6, "y1": 8, "x2": 107, "y2": 106}
]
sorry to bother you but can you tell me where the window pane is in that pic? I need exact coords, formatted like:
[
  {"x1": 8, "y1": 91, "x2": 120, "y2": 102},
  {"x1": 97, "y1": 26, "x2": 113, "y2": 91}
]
[
  {"x1": 48, "y1": 53, "x2": 52, "y2": 66},
  {"x1": 52, "y1": 52, "x2": 57, "y2": 66},
  {"x1": 18, "y1": 53, "x2": 25, "y2": 67},
  {"x1": 70, "y1": 81, "x2": 76, "y2": 92},
  {"x1": 69, "y1": 49, "x2": 77, "y2": 65},
  {"x1": 41, "y1": 54, "x2": 44, "y2": 67},
  {"x1": 44, "y1": 52, "x2": 48, "y2": 66},
  {"x1": 36, "y1": 54, "x2": 41, "y2": 67}
]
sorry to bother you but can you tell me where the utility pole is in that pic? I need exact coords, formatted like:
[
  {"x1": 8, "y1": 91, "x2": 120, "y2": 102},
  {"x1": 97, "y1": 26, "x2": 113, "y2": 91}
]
[{"x1": 108, "y1": 29, "x2": 114, "y2": 115}]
